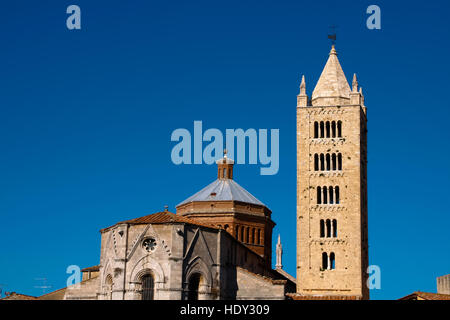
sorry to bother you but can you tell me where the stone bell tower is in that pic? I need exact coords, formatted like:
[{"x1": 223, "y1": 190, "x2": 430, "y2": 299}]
[{"x1": 296, "y1": 45, "x2": 369, "y2": 299}]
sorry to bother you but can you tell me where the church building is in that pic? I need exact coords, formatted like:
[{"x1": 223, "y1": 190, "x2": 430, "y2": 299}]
[
  {"x1": 61, "y1": 153, "x2": 296, "y2": 300},
  {"x1": 2, "y1": 45, "x2": 369, "y2": 301}
]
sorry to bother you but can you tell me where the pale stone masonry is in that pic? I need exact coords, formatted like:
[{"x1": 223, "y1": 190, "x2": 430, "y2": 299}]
[
  {"x1": 51, "y1": 156, "x2": 295, "y2": 300},
  {"x1": 296, "y1": 45, "x2": 369, "y2": 299},
  {"x1": 437, "y1": 274, "x2": 450, "y2": 294}
]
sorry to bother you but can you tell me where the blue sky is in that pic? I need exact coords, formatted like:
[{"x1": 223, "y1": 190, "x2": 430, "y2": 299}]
[{"x1": 0, "y1": 0, "x2": 449, "y2": 300}]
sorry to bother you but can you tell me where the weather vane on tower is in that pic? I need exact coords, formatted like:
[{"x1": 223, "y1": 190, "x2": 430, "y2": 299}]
[{"x1": 328, "y1": 25, "x2": 337, "y2": 45}]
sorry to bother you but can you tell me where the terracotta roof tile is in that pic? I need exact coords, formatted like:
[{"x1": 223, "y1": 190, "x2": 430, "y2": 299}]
[
  {"x1": 236, "y1": 267, "x2": 287, "y2": 285},
  {"x1": 0, "y1": 292, "x2": 38, "y2": 300},
  {"x1": 81, "y1": 265, "x2": 100, "y2": 272},
  {"x1": 287, "y1": 293, "x2": 362, "y2": 300},
  {"x1": 398, "y1": 291, "x2": 450, "y2": 300},
  {"x1": 101, "y1": 211, "x2": 219, "y2": 233}
]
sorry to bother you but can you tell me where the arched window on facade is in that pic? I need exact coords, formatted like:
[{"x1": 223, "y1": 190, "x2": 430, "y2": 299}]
[
  {"x1": 314, "y1": 154, "x2": 319, "y2": 171},
  {"x1": 329, "y1": 186, "x2": 334, "y2": 204},
  {"x1": 257, "y1": 229, "x2": 261, "y2": 245},
  {"x1": 335, "y1": 186, "x2": 340, "y2": 204},
  {"x1": 322, "y1": 252, "x2": 328, "y2": 270},
  {"x1": 320, "y1": 154, "x2": 325, "y2": 171},
  {"x1": 326, "y1": 154, "x2": 331, "y2": 171},
  {"x1": 240, "y1": 226, "x2": 245, "y2": 242},
  {"x1": 251, "y1": 228, "x2": 255, "y2": 244},
  {"x1": 141, "y1": 274, "x2": 155, "y2": 300},
  {"x1": 326, "y1": 219, "x2": 331, "y2": 238},
  {"x1": 105, "y1": 274, "x2": 113, "y2": 300},
  {"x1": 246, "y1": 227, "x2": 250, "y2": 243},
  {"x1": 317, "y1": 186, "x2": 322, "y2": 204},
  {"x1": 320, "y1": 220, "x2": 325, "y2": 238},
  {"x1": 320, "y1": 122, "x2": 325, "y2": 138},
  {"x1": 338, "y1": 153, "x2": 342, "y2": 170},
  {"x1": 331, "y1": 121, "x2": 336, "y2": 138},
  {"x1": 187, "y1": 273, "x2": 202, "y2": 300},
  {"x1": 332, "y1": 219, "x2": 337, "y2": 237},
  {"x1": 326, "y1": 121, "x2": 331, "y2": 138},
  {"x1": 330, "y1": 252, "x2": 336, "y2": 270},
  {"x1": 323, "y1": 186, "x2": 328, "y2": 204},
  {"x1": 337, "y1": 121, "x2": 342, "y2": 137},
  {"x1": 332, "y1": 153, "x2": 337, "y2": 171},
  {"x1": 314, "y1": 121, "x2": 319, "y2": 138}
]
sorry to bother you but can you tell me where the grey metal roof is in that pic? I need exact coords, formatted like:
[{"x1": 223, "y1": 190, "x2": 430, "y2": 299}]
[{"x1": 177, "y1": 179, "x2": 265, "y2": 207}]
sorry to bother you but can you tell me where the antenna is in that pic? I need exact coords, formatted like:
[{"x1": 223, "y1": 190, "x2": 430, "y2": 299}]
[
  {"x1": 34, "y1": 278, "x2": 52, "y2": 295},
  {"x1": 328, "y1": 25, "x2": 338, "y2": 45}
]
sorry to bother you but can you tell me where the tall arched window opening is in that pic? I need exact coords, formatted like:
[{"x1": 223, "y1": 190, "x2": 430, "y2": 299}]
[
  {"x1": 329, "y1": 186, "x2": 334, "y2": 204},
  {"x1": 323, "y1": 186, "x2": 328, "y2": 204},
  {"x1": 322, "y1": 252, "x2": 328, "y2": 270},
  {"x1": 187, "y1": 273, "x2": 202, "y2": 300},
  {"x1": 335, "y1": 186, "x2": 340, "y2": 204},
  {"x1": 326, "y1": 219, "x2": 331, "y2": 238},
  {"x1": 105, "y1": 274, "x2": 113, "y2": 300},
  {"x1": 141, "y1": 274, "x2": 155, "y2": 300},
  {"x1": 320, "y1": 220, "x2": 325, "y2": 237},
  {"x1": 317, "y1": 187, "x2": 322, "y2": 204},
  {"x1": 332, "y1": 220, "x2": 337, "y2": 237},
  {"x1": 330, "y1": 252, "x2": 336, "y2": 270}
]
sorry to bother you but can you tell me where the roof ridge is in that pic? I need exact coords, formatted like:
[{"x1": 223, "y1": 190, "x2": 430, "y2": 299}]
[
  {"x1": 177, "y1": 179, "x2": 265, "y2": 207},
  {"x1": 101, "y1": 211, "x2": 220, "y2": 232},
  {"x1": 236, "y1": 266, "x2": 286, "y2": 285}
]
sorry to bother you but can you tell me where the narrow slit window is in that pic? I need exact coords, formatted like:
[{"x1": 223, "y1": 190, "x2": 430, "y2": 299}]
[
  {"x1": 330, "y1": 252, "x2": 336, "y2": 270},
  {"x1": 322, "y1": 252, "x2": 328, "y2": 270},
  {"x1": 323, "y1": 186, "x2": 328, "y2": 204},
  {"x1": 317, "y1": 187, "x2": 322, "y2": 204},
  {"x1": 320, "y1": 220, "x2": 325, "y2": 237},
  {"x1": 335, "y1": 186, "x2": 340, "y2": 204}
]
